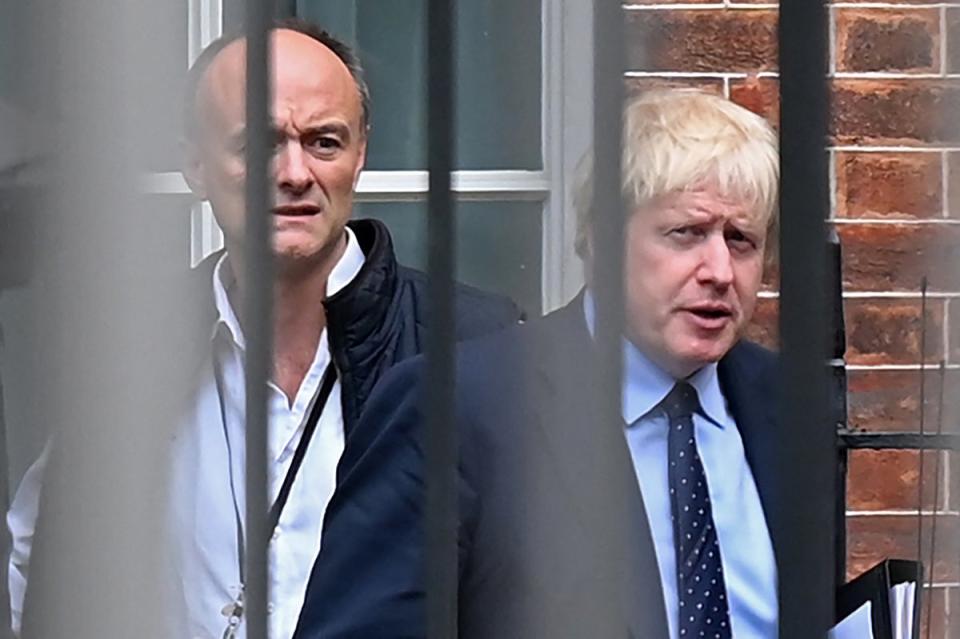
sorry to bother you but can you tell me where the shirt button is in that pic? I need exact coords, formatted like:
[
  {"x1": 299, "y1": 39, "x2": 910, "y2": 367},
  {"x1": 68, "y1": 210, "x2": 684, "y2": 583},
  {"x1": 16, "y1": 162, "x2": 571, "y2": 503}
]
[
  {"x1": 267, "y1": 603, "x2": 275, "y2": 615},
  {"x1": 272, "y1": 529, "x2": 280, "y2": 541}
]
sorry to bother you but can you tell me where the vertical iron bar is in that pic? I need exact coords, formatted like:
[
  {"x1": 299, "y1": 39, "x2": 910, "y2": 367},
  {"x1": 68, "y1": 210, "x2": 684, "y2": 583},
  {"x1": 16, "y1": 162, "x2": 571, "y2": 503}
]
[
  {"x1": 591, "y1": 0, "x2": 628, "y2": 633},
  {"x1": 424, "y1": 0, "x2": 457, "y2": 637},
  {"x1": 835, "y1": 448, "x2": 848, "y2": 586},
  {"x1": 829, "y1": 229, "x2": 848, "y2": 586},
  {"x1": 916, "y1": 277, "x2": 929, "y2": 565},
  {"x1": 778, "y1": 0, "x2": 834, "y2": 636},
  {"x1": 278, "y1": 0, "x2": 297, "y2": 20},
  {"x1": 19, "y1": 3, "x2": 187, "y2": 637},
  {"x1": 923, "y1": 361, "x2": 946, "y2": 639},
  {"x1": 243, "y1": 1, "x2": 272, "y2": 637},
  {"x1": 592, "y1": 0, "x2": 625, "y2": 351}
]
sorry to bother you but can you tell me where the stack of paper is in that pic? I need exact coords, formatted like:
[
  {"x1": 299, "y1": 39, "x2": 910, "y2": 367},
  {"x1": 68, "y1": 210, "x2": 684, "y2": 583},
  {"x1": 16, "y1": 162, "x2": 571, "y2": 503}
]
[
  {"x1": 830, "y1": 600, "x2": 874, "y2": 639},
  {"x1": 889, "y1": 581, "x2": 916, "y2": 639},
  {"x1": 832, "y1": 559, "x2": 922, "y2": 639}
]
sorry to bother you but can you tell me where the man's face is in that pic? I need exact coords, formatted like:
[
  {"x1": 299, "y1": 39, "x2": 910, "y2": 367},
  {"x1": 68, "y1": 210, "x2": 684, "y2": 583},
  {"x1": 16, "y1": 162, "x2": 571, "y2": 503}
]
[
  {"x1": 620, "y1": 186, "x2": 768, "y2": 379},
  {"x1": 187, "y1": 29, "x2": 367, "y2": 266}
]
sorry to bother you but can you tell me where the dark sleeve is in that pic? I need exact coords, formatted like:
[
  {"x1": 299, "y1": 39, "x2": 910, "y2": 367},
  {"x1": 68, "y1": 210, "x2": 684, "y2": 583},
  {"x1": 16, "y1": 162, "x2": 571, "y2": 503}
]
[
  {"x1": 399, "y1": 265, "x2": 526, "y2": 342},
  {"x1": 452, "y1": 287, "x2": 526, "y2": 341},
  {"x1": 295, "y1": 359, "x2": 428, "y2": 639}
]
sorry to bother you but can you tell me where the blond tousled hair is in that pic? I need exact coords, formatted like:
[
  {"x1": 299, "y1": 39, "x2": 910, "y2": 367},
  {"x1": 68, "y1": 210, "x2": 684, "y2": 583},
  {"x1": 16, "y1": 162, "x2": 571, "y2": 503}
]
[{"x1": 573, "y1": 89, "x2": 779, "y2": 262}]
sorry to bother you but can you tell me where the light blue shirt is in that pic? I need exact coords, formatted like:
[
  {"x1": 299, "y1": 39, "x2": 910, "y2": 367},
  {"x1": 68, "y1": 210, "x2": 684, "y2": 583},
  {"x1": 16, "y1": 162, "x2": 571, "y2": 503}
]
[{"x1": 584, "y1": 292, "x2": 778, "y2": 639}]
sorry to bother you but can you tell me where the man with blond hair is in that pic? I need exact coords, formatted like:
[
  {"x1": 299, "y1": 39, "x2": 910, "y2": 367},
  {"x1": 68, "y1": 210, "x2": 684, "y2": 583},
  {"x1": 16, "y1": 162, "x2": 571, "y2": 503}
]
[{"x1": 296, "y1": 89, "x2": 781, "y2": 639}]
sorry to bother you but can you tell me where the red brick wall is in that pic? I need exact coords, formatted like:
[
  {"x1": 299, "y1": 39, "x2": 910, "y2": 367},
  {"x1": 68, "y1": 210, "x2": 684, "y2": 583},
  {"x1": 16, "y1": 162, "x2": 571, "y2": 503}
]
[{"x1": 622, "y1": 1, "x2": 960, "y2": 634}]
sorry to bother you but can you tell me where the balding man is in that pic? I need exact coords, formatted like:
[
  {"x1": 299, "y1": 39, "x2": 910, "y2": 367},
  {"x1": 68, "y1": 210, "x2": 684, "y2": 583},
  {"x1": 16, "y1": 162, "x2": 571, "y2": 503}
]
[{"x1": 7, "y1": 18, "x2": 520, "y2": 639}]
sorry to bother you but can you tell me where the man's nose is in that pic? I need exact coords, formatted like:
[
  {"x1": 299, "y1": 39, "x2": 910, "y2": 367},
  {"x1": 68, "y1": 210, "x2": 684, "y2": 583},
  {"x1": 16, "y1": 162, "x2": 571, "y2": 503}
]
[
  {"x1": 275, "y1": 142, "x2": 313, "y2": 194},
  {"x1": 697, "y1": 235, "x2": 734, "y2": 288}
]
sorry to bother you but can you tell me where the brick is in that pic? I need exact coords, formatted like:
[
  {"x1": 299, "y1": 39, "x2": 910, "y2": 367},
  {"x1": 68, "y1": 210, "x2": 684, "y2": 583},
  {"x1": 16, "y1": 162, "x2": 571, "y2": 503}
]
[
  {"x1": 948, "y1": 9, "x2": 960, "y2": 75},
  {"x1": 832, "y1": 0, "x2": 940, "y2": 3},
  {"x1": 949, "y1": 452, "x2": 960, "y2": 511},
  {"x1": 625, "y1": 0, "x2": 717, "y2": 4},
  {"x1": 920, "y1": 587, "x2": 951, "y2": 639},
  {"x1": 947, "y1": 152, "x2": 960, "y2": 219},
  {"x1": 760, "y1": 259, "x2": 778, "y2": 292},
  {"x1": 624, "y1": 77, "x2": 724, "y2": 98},
  {"x1": 835, "y1": 152, "x2": 943, "y2": 220},
  {"x1": 847, "y1": 514, "x2": 959, "y2": 583},
  {"x1": 745, "y1": 298, "x2": 951, "y2": 367},
  {"x1": 744, "y1": 295, "x2": 778, "y2": 350},
  {"x1": 847, "y1": 449, "x2": 943, "y2": 511},
  {"x1": 836, "y1": 9, "x2": 939, "y2": 74},
  {"x1": 847, "y1": 369, "x2": 960, "y2": 432},
  {"x1": 836, "y1": 223, "x2": 960, "y2": 292},
  {"x1": 625, "y1": 9, "x2": 778, "y2": 73},
  {"x1": 844, "y1": 298, "x2": 944, "y2": 366},
  {"x1": 951, "y1": 298, "x2": 960, "y2": 363},
  {"x1": 729, "y1": 76, "x2": 779, "y2": 129},
  {"x1": 831, "y1": 80, "x2": 960, "y2": 146}
]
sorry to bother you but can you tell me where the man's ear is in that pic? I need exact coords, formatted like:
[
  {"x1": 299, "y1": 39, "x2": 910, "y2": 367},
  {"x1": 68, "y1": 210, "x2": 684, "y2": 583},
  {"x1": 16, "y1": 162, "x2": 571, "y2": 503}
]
[
  {"x1": 352, "y1": 131, "x2": 368, "y2": 189},
  {"x1": 181, "y1": 138, "x2": 208, "y2": 200}
]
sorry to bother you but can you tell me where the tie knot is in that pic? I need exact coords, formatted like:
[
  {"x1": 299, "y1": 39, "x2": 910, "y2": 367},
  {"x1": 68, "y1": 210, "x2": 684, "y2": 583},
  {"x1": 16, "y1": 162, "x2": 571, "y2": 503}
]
[{"x1": 660, "y1": 382, "x2": 701, "y2": 421}]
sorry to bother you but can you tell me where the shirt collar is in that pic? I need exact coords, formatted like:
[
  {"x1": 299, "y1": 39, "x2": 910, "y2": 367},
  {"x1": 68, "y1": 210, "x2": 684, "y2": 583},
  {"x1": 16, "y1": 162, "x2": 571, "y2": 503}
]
[
  {"x1": 211, "y1": 226, "x2": 365, "y2": 348},
  {"x1": 583, "y1": 289, "x2": 727, "y2": 429},
  {"x1": 212, "y1": 252, "x2": 243, "y2": 347},
  {"x1": 326, "y1": 225, "x2": 365, "y2": 297}
]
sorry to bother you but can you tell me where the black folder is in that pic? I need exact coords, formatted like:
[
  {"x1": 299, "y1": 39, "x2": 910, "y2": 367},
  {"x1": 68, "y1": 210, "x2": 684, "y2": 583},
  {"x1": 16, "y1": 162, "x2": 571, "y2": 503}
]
[{"x1": 836, "y1": 559, "x2": 923, "y2": 639}]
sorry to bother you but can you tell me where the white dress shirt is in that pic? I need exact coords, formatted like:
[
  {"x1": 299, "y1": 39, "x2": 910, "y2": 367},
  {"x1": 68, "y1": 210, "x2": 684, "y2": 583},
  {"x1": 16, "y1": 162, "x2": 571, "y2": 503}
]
[
  {"x1": 584, "y1": 292, "x2": 778, "y2": 639},
  {"x1": 8, "y1": 228, "x2": 365, "y2": 639},
  {"x1": 169, "y1": 228, "x2": 364, "y2": 639},
  {"x1": 6, "y1": 443, "x2": 48, "y2": 636}
]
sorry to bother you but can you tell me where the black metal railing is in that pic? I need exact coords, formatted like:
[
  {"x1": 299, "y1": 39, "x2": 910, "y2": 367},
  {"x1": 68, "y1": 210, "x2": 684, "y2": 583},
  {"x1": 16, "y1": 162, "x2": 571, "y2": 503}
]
[
  {"x1": 241, "y1": 0, "x2": 274, "y2": 636},
  {"x1": 778, "y1": 0, "x2": 835, "y2": 635},
  {"x1": 424, "y1": 0, "x2": 459, "y2": 636}
]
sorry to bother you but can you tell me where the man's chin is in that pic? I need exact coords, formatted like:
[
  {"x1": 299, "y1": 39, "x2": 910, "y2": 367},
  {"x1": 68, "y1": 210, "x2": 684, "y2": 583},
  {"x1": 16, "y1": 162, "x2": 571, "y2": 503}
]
[
  {"x1": 271, "y1": 232, "x2": 346, "y2": 270},
  {"x1": 673, "y1": 339, "x2": 734, "y2": 373},
  {"x1": 271, "y1": 240, "x2": 323, "y2": 264}
]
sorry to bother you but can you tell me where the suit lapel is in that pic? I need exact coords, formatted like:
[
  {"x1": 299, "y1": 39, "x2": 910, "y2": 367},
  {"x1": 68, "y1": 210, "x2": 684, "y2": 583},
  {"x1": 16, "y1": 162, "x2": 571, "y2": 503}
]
[
  {"x1": 718, "y1": 343, "x2": 783, "y2": 572},
  {"x1": 523, "y1": 312, "x2": 779, "y2": 637},
  {"x1": 530, "y1": 297, "x2": 670, "y2": 639}
]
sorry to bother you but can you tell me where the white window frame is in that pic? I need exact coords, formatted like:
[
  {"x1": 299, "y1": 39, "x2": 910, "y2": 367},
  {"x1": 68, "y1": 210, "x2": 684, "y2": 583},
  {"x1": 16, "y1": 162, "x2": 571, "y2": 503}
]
[{"x1": 161, "y1": 0, "x2": 591, "y2": 313}]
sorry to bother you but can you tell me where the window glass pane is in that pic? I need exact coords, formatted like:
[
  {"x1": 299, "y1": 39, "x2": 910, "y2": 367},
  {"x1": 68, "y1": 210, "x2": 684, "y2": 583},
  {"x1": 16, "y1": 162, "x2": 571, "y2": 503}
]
[
  {"x1": 298, "y1": 0, "x2": 542, "y2": 171},
  {"x1": 356, "y1": 200, "x2": 542, "y2": 314},
  {"x1": 223, "y1": 0, "x2": 243, "y2": 33}
]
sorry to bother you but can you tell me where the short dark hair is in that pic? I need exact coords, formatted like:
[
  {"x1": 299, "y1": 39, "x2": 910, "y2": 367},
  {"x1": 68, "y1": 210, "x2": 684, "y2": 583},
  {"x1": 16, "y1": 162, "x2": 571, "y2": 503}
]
[{"x1": 182, "y1": 17, "x2": 371, "y2": 140}]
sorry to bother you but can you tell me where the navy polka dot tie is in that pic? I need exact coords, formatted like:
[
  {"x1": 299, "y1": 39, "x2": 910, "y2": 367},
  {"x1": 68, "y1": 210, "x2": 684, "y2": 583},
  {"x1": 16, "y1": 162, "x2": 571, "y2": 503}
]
[{"x1": 661, "y1": 382, "x2": 732, "y2": 639}]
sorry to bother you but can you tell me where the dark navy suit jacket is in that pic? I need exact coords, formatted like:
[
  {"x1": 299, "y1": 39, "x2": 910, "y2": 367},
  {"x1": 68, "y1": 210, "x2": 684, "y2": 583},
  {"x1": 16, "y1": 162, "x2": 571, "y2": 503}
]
[{"x1": 295, "y1": 295, "x2": 783, "y2": 639}]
